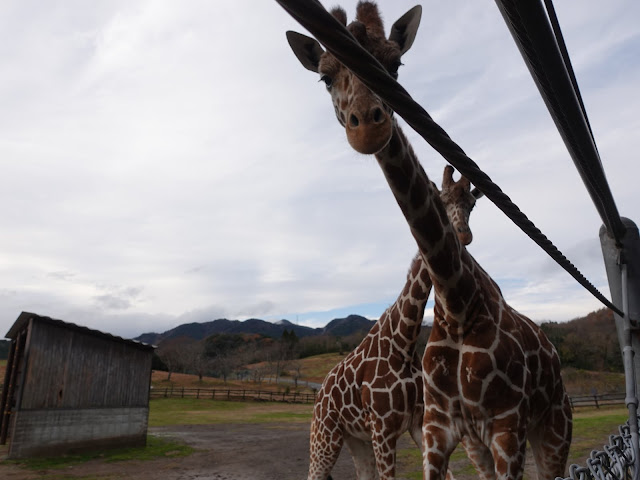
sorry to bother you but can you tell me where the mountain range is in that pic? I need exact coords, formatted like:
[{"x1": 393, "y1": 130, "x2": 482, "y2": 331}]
[{"x1": 135, "y1": 314, "x2": 376, "y2": 346}]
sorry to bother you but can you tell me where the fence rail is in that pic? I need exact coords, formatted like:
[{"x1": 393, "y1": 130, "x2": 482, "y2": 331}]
[
  {"x1": 149, "y1": 386, "x2": 316, "y2": 403},
  {"x1": 568, "y1": 392, "x2": 626, "y2": 410},
  {"x1": 0, "y1": 385, "x2": 626, "y2": 407},
  {"x1": 147, "y1": 386, "x2": 625, "y2": 409}
]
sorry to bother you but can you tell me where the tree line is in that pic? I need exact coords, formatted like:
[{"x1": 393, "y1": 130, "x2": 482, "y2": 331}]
[
  {"x1": 153, "y1": 328, "x2": 375, "y2": 385},
  {"x1": 151, "y1": 308, "x2": 623, "y2": 384}
]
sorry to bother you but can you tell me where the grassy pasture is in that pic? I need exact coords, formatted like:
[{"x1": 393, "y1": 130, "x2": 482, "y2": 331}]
[
  {"x1": 0, "y1": 354, "x2": 630, "y2": 478},
  {"x1": 149, "y1": 398, "x2": 313, "y2": 426},
  {"x1": 396, "y1": 406, "x2": 630, "y2": 479},
  {"x1": 0, "y1": 394, "x2": 631, "y2": 478}
]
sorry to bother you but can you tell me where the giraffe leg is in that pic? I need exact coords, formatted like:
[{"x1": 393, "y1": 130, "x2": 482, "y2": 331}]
[
  {"x1": 489, "y1": 428, "x2": 527, "y2": 480},
  {"x1": 422, "y1": 414, "x2": 460, "y2": 480},
  {"x1": 413, "y1": 416, "x2": 463, "y2": 480},
  {"x1": 528, "y1": 401, "x2": 572, "y2": 480},
  {"x1": 370, "y1": 419, "x2": 399, "y2": 480},
  {"x1": 409, "y1": 411, "x2": 424, "y2": 450},
  {"x1": 308, "y1": 420, "x2": 344, "y2": 480},
  {"x1": 344, "y1": 435, "x2": 379, "y2": 480},
  {"x1": 461, "y1": 435, "x2": 495, "y2": 480}
]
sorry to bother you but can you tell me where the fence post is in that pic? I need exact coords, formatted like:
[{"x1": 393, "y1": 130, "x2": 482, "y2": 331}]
[
  {"x1": 212, "y1": 389, "x2": 215, "y2": 400},
  {"x1": 600, "y1": 219, "x2": 640, "y2": 478},
  {"x1": 197, "y1": 388, "x2": 200, "y2": 399},
  {"x1": 593, "y1": 395, "x2": 600, "y2": 409},
  {"x1": 227, "y1": 389, "x2": 231, "y2": 400},
  {"x1": 181, "y1": 387, "x2": 185, "y2": 398}
]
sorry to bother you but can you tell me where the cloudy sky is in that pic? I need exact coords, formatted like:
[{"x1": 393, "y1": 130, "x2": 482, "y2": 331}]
[{"x1": 1, "y1": 0, "x2": 638, "y2": 340}]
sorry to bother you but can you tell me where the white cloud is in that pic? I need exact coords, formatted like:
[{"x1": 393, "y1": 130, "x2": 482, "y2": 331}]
[{"x1": 1, "y1": 0, "x2": 638, "y2": 339}]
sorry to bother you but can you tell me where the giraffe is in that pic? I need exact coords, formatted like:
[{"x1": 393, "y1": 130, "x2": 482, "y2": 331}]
[
  {"x1": 306, "y1": 167, "x2": 482, "y2": 480},
  {"x1": 285, "y1": 2, "x2": 573, "y2": 480}
]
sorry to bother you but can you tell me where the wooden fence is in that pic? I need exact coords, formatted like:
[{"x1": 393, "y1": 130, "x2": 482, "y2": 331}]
[
  {"x1": 148, "y1": 386, "x2": 625, "y2": 409},
  {"x1": 568, "y1": 392, "x2": 626, "y2": 410},
  {"x1": 149, "y1": 386, "x2": 316, "y2": 403}
]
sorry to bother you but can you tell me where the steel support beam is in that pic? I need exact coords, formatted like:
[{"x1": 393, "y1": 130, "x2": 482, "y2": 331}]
[{"x1": 600, "y1": 218, "x2": 640, "y2": 480}]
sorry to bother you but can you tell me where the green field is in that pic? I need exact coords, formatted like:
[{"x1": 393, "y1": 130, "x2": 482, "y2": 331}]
[{"x1": 0, "y1": 394, "x2": 631, "y2": 479}]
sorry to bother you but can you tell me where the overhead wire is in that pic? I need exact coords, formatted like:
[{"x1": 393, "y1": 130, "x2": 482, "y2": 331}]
[
  {"x1": 494, "y1": 0, "x2": 626, "y2": 243},
  {"x1": 275, "y1": 0, "x2": 623, "y2": 316}
]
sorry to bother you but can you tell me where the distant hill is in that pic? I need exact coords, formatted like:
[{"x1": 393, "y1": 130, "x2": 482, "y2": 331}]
[
  {"x1": 136, "y1": 314, "x2": 375, "y2": 346},
  {"x1": 321, "y1": 314, "x2": 378, "y2": 337},
  {"x1": 540, "y1": 308, "x2": 622, "y2": 372}
]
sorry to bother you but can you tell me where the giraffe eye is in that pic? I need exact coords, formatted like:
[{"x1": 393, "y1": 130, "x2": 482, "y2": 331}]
[
  {"x1": 320, "y1": 74, "x2": 333, "y2": 90},
  {"x1": 389, "y1": 61, "x2": 403, "y2": 79}
]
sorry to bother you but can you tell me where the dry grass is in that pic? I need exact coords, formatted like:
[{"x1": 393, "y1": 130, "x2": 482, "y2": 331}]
[
  {"x1": 149, "y1": 397, "x2": 313, "y2": 426},
  {"x1": 296, "y1": 352, "x2": 347, "y2": 383},
  {"x1": 562, "y1": 368, "x2": 625, "y2": 395},
  {"x1": 150, "y1": 370, "x2": 318, "y2": 394},
  {"x1": 3, "y1": 354, "x2": 625, "y2": 398}
]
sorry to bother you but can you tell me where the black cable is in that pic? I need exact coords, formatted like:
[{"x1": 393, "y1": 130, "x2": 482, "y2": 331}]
[
  {"x1": 275, "y1": 0, "x2": 623, "y2": 316},
  {"x1": 494, "y1": 0, "x2": 626, "y2": 243},
  {"x1": 543, "y1": 0, "x2": 598, "y2": 152}
]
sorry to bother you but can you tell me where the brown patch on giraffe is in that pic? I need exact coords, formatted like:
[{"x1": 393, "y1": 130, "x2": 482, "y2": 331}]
[
  {"x1": 394, "y1": 334, "x2": 408, "y2": 353},
  {"x1": 391, "y1": 390, "x2": 406, "y2": 413},
  {"x1": 372, "y1": 390, "x2": 391, "y2": 415},
  {"x1": 384, "y1": 163, "x2": 410, "y2": 195},
  {"x1": 454, "y1": 270, "x2": 475, "y2": 304},
  {"x1": 402, "y1": 300, "x2": 419, "y2": 319},
  {"x1": 504, "y1": 358, "x2": 525, "y2": 390},
  {"x1": 414, "y1": 208, "x2": 443, "y2": 246},
  {"x1": 410, "y1": 180, "x2": 427, "y2": 209},
  {"x1": 424, "y1": 346, "x2": 459, "y2": 397},
  {"x1": 428, "y1": 324, "x2": 448, "y2": 342},
  {"x1": 485, "y1": 374, "x2": 520, "y2": 411},
  {"x1": 385, "y1": 129, "x2": 404, "y2": 161},
  {"x1": 410, "y1": 280, "x2": 427, "y2": 301},
  {"x1": 493, "y1": 455, "x2": 509, "y2": 478},
  {"x1": 460, "y1": 351, "x2": 493, "y2": 403}
]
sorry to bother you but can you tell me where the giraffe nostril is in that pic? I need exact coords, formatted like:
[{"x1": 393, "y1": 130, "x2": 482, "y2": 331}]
[
  {"x1": 373, "y1": 107, "x2": 383, "y2": 123},
  {"x1": 349, "y1": 114, "x2": 360, "y2": 127}
]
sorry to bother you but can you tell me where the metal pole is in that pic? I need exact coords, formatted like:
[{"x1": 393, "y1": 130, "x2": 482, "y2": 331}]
[{"x1": 600, "y1": 218, "x2": 640, "y2": 480}]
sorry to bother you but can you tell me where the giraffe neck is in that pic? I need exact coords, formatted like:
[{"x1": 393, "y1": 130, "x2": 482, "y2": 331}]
[
  {"x1": 375, "y1": 252, "x2": 432, "y2": 359},
  {"x1": 374, "y1": 121, "x2": 479, "y2": 325}
]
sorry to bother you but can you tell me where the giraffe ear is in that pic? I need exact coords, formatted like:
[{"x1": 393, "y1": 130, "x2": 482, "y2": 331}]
[
  {"x1": 389, "y1": 5, "x2": 422, "y2": 55},
  {"x1": 471, "y1": 188, "x2": 484, "y2": 200},
  {"x1": 286, "y1": 31, "x2": 324, "y2": 73},
  {"x1": 442, "y1": 164, "x2": 455, "y2": 189}
]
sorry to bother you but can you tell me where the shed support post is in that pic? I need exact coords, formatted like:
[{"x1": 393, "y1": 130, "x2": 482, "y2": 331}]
[{"x1": 600, "y1": 217, "x2": 640, "y2": 480}]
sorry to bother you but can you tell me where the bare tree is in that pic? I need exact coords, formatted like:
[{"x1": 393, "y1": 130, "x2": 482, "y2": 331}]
[
  {"x1": 156, "y1": 342, "x2": 182, "y2": 381},
  {"x1": 289, "y1": 360, "x2": 304, "y2": 388}
]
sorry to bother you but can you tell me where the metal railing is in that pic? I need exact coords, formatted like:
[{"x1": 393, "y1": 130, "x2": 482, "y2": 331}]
[
  {"x1": 149, "y1": 386, "x2": 316, "y2": 403},
  {"x1": 559, "y1": 416, "x2": 637, "y2": 480}
]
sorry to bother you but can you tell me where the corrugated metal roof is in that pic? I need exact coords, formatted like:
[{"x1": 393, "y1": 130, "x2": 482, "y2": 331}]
[{"x1": 5, "y1": 312, "x2": 156, "y2": 350}]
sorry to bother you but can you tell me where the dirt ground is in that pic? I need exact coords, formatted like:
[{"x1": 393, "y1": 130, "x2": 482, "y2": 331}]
[
  {"x1": 0, "y1": 422, "x2": 572, "y2": 480},
  {"x1": 0, "y1": 423, "x2": 363, "y2": 480}
]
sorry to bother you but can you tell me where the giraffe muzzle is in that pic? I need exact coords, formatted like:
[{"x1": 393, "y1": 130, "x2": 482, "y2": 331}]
[{"x1": 345, "y1": 105, "x2": 392, "y2": 155}]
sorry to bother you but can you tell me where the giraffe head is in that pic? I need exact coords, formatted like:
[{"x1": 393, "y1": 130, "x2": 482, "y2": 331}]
[
  {"x1": 440, "y1": 165, "x2": 483, "y2": 246},
  {"x1": 286, "y1": 2, "x2": 422, "y2": 155}
]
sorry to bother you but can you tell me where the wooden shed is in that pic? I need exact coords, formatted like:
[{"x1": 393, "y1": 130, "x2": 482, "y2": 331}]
[{"x1": 0, "y1": 312, "x2": 155, "y2": 458}]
